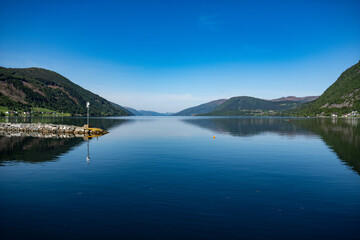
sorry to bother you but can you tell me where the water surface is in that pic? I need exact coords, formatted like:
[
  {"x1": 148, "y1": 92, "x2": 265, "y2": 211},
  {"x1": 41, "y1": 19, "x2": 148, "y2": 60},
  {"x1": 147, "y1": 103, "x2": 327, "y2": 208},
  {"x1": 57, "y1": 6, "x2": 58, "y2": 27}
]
[{"x1": 0, "y1": 117, "x2": 359, "y2": 239}]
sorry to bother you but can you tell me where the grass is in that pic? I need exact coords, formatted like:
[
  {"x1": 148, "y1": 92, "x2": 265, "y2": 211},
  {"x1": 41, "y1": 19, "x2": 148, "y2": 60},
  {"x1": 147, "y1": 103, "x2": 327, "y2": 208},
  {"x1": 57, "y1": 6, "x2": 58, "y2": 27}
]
[
  {"x1": 31, "y1": 107, "x2": 72, "y2": 116},
  {"x1": 0, "y1": 106, "x2": 9, "y2": 112},
  {"x1": 32, "y1": 107, "x2": 56, "y2": 113},
  {"x1": 0, "y1": 106, "x2": 71, "y2": 117}
]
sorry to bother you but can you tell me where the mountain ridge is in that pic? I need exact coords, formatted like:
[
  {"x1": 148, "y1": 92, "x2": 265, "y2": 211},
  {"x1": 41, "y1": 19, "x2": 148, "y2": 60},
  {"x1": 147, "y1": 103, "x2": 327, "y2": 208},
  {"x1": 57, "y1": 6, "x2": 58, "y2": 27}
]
[
  {"x1": 201, "y1": 96, "x2": 302, "y2": 116},
  {"x1": 270, "y1": 96, "x2": 318, "y2": 102},
  {"x1": 173, "y1": 99, "x2": 227, "y2": 116},
  {"x1": 0, "y1": 66, "x2": 131, "y2": 116},
  {"x1": 125, "y1": 107, "x2": 173, "y2": 116},
  {"x1": 288, "y1": 61, "x2": 360, "y2": 116}
]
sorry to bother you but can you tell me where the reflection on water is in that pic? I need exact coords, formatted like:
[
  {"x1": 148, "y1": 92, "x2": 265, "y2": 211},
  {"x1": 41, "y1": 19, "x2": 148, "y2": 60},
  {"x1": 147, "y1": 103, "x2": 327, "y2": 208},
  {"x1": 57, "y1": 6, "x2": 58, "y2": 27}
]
[
  {"x1": 0, "y1": 136, "x2": 84, "y2": 164},
  {"x1": 182, "y1": 117, "x2": 315, "y2": 137},
  {"x1": 183, "y1": 117, "x2": 360, "y2": 174},
  {"x1": 0, "y1": 135, "x2": 96, "y2": 165},
  {"x1": 86, "y1": 139, "x2": 90, "y2": 164},
  {"x1": 0, "y1": 117, "x2": 359, "y2": 240},
  {"x1": 1, "y1": 117, "x2": 359, "y2": 174},
  {"x1": 295, "y1": 118, "x2": 360, "y2": 174}
]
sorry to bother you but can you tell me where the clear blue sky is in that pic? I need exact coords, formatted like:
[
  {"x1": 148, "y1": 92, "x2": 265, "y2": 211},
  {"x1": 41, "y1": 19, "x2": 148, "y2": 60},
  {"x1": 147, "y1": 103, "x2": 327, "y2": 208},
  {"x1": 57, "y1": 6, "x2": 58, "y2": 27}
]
[{"x1": 0, "y1": 0, "x2": 359, "y2": 112}]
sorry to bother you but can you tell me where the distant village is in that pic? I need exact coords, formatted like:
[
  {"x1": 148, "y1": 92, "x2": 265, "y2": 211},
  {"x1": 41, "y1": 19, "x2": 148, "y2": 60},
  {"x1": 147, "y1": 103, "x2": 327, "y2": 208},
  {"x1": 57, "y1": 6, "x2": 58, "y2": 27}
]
[
  {"x1": 1, "y1": 110, "x2": 71, "y2": 117},
  {"x1": 330, "y1": 111, "x2": 359, "y2": 118}
]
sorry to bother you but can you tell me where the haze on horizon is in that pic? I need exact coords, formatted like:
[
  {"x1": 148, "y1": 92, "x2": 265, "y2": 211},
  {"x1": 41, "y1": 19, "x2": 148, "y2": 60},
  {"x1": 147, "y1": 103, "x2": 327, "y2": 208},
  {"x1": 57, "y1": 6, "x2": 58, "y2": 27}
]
[{"x1": 0, "y1": 0, "x2": 359, "y2": 112}]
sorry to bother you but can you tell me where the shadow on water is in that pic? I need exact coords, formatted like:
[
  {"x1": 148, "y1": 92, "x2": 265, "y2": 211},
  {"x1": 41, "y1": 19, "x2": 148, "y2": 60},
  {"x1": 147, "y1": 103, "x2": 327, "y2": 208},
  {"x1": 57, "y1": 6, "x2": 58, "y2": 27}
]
[
  {"x1": 0, "y1": 117, "x2": 133, "y2": 165},
  {"x1": 183, "y1": 117, "x2": 360, "y2": 175}
]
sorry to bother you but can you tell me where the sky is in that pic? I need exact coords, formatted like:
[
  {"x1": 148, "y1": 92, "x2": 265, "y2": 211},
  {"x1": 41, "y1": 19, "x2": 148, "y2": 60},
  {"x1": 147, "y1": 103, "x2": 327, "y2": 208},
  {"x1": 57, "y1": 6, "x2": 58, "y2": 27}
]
[{"x1": 0, "y1": 0, "x2": 359, "y2": 112}]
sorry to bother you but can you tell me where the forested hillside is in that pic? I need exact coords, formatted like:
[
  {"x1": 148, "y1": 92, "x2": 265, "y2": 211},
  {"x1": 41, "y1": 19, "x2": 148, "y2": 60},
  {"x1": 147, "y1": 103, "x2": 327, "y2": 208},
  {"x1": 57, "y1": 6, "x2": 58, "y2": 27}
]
[{"x1": 0, "y1": 67, "x2": 131, "y2": 116}]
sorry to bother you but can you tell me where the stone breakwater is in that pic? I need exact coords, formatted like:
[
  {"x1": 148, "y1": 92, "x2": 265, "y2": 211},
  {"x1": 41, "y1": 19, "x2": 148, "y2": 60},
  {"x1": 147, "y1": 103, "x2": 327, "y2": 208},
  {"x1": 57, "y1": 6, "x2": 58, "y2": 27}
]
[
  {"x1": 0, "y1": 131, "x2": 83, "y2": 138},
  {"x1": 0, "y1": 123, "x2": 108, "y2": 136}
]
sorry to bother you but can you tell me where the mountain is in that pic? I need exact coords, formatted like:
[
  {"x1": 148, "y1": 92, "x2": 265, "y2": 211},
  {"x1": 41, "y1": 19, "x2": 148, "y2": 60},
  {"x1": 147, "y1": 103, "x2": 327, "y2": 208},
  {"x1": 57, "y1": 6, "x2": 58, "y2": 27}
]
[
  {"x1": 124, "y1": 107, "x2": 141, "y2": 116},
  {"x1": 289, "y1": 61, "x2": 360, "y2": 116},
  {"x1": 201, "y1": 96, "x2": 302, "y2": 116},
  {"x1": 136, "y1": 110, "x2": 173, "y2": 116},
  {"x1": 125, "y1": 107, "x2": 173, "y2": 116},
  {"x1": 0, "y1": 67, "x2": 132, "y2": 116},
  {"x1": 270, "y1": 96, "x2": 318, "y2": 103},
  {"x1": 174, "y1": 99, "x2": 227, "y2": 116},
  {"x1": 110, "y1": 102, "x2": 133, "y2": 115}
]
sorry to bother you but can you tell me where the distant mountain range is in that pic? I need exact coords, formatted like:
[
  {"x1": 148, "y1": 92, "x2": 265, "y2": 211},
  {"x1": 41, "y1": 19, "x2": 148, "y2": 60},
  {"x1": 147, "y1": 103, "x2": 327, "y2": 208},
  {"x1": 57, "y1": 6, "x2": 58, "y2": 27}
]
[
  {"x1": 175, "y1": 96, "x2": 317, "y2": 116},
  {"x1": 125, "y1": 107, "x2": 173, "y2": 116},
  {"x1": 173, "y1": 99, "x2": 227, "y2": 116},
  {"x1": 0, "y1": 67, "x2": 132, "y2": 116},
  {"x1": 2, "y1": 60, "x2": 358, "y2": 118},
  {"x1": 288, "y1": 61, "x2": 360, "y2": 116},
  {"x1": 270, "y1": 96, "x2": 318, "y2": 103},
  {"x1": 199, "y1": 96, "x2": 310, "y2": 116},
  {"x1": 176, "y1": 61, "x2": 359, "y2": 117}
]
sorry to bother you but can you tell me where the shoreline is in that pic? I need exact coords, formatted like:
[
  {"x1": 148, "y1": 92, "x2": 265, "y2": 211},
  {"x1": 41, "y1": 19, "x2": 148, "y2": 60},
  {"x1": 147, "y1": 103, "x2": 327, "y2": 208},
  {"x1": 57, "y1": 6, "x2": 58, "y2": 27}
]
[{"x1": 0, "y1": 123, "x2": 108, "y2": 136}]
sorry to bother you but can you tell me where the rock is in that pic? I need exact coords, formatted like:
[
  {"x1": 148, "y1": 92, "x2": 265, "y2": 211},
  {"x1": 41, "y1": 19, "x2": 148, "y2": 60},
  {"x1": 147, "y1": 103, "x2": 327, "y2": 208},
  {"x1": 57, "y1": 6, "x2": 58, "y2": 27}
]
[{"x1": 0, "y1": 123, "x2": 108, "y2": 137}]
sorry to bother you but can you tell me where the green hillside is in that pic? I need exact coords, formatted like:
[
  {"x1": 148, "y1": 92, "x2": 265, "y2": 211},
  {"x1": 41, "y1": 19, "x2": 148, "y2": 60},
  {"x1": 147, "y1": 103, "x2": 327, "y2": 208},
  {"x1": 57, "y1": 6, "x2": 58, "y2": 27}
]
[
  {"x1": 289, "y1": 61, "x2": 360, "y2": 116},
  {"x1": 202, "y1": 96, "x2": 300, "y2": 116},
  {"x1": 0, "y1": 67, "x2": 132, "y2": 116},
  {"x1": 174, "y1": 99, "x2": 227, "y2": 116}
]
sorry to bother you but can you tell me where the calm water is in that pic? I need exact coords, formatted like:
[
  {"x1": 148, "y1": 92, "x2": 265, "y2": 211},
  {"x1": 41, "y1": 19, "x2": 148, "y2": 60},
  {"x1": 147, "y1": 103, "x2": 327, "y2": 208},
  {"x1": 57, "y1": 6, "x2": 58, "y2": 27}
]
[{"x1": 0, "y1": 117, "x2": 359, "y2": 240}]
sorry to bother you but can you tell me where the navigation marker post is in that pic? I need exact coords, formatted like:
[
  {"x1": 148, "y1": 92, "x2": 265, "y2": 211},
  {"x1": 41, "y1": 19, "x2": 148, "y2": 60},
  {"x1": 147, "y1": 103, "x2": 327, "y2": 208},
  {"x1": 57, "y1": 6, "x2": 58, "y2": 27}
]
[
  {"x1": 86, "y1": 101, "x2": 90, "y2": 164},
  {"x1": 86, "y1": 101, "x2": 90, "y2": 127}
]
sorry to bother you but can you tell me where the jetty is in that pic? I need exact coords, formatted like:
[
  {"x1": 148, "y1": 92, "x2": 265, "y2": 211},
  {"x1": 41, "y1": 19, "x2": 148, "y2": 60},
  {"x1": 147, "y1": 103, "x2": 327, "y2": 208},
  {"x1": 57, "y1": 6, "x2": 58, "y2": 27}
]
[{"x1": 0, "y1": 123, "x2": 108, "y2": 137}]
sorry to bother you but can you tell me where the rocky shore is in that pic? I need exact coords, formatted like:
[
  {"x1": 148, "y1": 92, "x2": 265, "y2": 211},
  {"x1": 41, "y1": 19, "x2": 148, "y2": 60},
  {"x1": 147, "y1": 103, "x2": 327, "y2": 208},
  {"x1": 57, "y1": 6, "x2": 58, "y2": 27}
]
[
  {"x1": 0, "y1": 131, "x2": 83, "y2": 138},
  {"x1": 0, "y1": 123, "x2": 108, "y2": 136}
]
